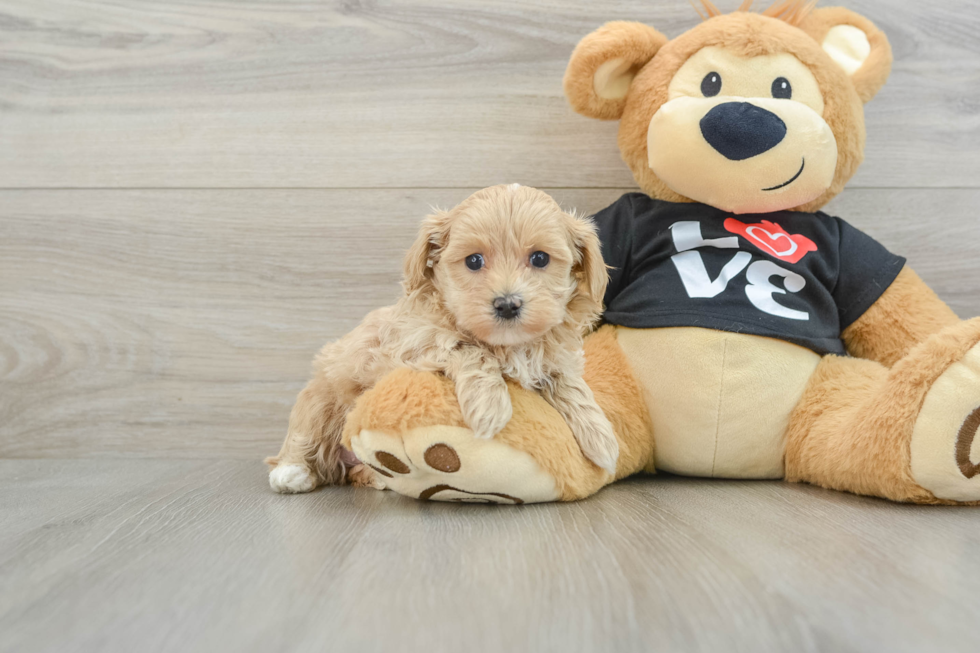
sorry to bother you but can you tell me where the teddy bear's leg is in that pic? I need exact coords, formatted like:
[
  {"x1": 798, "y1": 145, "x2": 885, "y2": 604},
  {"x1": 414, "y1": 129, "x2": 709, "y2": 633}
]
[
  {"x1": 785, "y1": 318, "x2": 980, "y2": 504},
  {"x1": 341, "y1": 325, "x2": 655, "y2": 502}
]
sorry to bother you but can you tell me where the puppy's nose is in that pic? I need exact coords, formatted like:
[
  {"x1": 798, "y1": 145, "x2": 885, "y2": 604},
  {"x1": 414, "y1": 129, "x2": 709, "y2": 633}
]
[
  {"x1": 493, "y1": 295, "x2": 522, "y2": 320},
  {"x1": 700, "y1": 102, "x2": 786, "y2": 160}
]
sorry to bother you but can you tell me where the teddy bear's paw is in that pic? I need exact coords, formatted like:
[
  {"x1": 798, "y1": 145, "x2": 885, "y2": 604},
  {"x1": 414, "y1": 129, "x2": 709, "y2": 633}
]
[
  {"x1": 910, "y1": 342, "x2": 980, "y2": 502},
  {"x1": 269, "y1": 463, "x2": 317, "y2": 494},
  {"x1": 347, "y1": 425, "x2": 560, "y2": 504}
]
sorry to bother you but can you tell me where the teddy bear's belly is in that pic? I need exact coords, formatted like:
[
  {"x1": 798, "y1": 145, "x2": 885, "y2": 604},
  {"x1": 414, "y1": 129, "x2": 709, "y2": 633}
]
[{"x1": 616, "y1": 326, "x2": 821, "y2": 479}]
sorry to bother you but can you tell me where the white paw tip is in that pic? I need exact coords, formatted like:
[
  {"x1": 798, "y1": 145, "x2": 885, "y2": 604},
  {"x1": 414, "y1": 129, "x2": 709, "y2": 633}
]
[
  {"x1": 597, "y1": 459, "x2": 618, "y2": 477},
  {"x1": 269, "y1": 464, "x2": 316, "y2": 494},
  {"x1": 590, "y1": 447, "x2": 620, "y2": 477}
]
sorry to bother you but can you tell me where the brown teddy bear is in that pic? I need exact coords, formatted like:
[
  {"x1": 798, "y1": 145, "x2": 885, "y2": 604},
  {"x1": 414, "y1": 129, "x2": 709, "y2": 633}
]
[{"x1": 340, "y1": 0, "x2": 980, "y2": 505}]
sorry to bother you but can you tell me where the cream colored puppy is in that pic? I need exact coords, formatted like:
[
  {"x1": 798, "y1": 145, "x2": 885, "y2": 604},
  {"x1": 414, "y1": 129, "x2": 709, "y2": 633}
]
[{"x1": 267, "y1": 184, "x2": 617, "y2": 493}]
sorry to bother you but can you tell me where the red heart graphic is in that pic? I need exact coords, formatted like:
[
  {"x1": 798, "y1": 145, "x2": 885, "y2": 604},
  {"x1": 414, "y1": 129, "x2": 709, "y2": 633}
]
[{"x1": 724, "y1": 218, "x2": 817, "y2": 264}]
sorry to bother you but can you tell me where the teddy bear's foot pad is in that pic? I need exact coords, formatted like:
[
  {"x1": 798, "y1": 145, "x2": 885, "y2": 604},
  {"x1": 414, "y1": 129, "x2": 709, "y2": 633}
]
[
  {"x1": 348, "y1": 425, "x2": 560, "y2": 504},
  {"x1": 911, "y1": 342, "x2": 980, "y2": 502}
]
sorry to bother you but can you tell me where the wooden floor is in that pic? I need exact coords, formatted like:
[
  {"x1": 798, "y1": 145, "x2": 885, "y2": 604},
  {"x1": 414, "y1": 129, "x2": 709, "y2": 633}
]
[
  {"x1": 2, "y1": 1, "x2": 979, "y2": 651},
  {"x1": 2, "y1": 461, "x2": 980, "y2": 653}
]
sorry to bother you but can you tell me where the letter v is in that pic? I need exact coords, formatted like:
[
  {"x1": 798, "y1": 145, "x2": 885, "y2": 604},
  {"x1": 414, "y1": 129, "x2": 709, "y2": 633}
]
[{"x1": 671, "y1": 250, "x2": 752, "y2": 298}]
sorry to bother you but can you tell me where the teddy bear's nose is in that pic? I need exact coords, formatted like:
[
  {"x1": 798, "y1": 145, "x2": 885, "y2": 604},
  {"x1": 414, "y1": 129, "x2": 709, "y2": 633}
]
[{"x1": 700, "y1": 102, "x2": 787, "y2": 161}]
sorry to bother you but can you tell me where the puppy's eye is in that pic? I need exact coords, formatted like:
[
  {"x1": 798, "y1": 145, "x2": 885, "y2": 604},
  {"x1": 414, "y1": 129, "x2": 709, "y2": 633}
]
[
  {"x1": 529, "y1": 251, "x2": 550, "y2": 268},
  {"x1": 465, "y1": 253, "x2": 484, "y2": 271},
  {"x1": 772, "y1": 77, "x2": 792, "y2": 99},
  {"x1": 701, "y1": 72, "x2": 722, "y2": 97}
]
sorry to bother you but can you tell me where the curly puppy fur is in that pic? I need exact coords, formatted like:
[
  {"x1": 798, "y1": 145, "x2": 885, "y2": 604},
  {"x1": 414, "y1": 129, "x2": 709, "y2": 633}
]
[{"x1": 266, "y1": 184, "x2": 616, "y2": 492}]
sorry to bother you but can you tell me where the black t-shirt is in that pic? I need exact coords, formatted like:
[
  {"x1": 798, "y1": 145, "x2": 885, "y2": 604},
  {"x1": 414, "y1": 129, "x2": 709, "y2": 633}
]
[{"x1": 593, "y1": 193, "x2": 906, "y2": 356}]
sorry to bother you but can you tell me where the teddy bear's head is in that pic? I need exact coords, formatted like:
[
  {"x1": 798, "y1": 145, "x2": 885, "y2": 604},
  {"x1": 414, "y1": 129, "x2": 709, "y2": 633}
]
[{"x1": 564, "y1": 1, "x2": 892, "y2": 214}]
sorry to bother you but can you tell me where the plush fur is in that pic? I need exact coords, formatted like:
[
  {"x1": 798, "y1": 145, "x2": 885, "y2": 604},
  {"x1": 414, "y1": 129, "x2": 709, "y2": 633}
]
[
  {"x1": 563, "y1": 21, "x2": 668, "y2": 121},
  {"x1": 267, "y1": 184, "x2": 618, "y2": 493},
  {"x1": 559, "y1": 1, "x2": 978, "y2": 504},
  {"x1": 343, "y1": 316, "x2": 980, "y2": 504},
  {"x1": 785, "y1": 318, "x2": 980, "y2": 505},
  {"x1": 303, "y1": 1, "x2": 980, "y2": 506},
  {"x1": 842, "y1": 267, "x2": 961, "y2": 366},
  {"x1": 798, "y1": 6, "x2": 892, "y2": 103}
]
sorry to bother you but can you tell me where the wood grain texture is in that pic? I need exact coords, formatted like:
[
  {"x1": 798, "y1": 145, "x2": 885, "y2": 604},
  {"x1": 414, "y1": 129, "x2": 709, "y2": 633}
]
[
  {"x1": 0, "y1": 0, "x2": 977, "y2": 189},
  {"x1": 2, "y1": 188, "x2": 978, "y2": 459},
  {"x1": 1, "y1": 460, "x2": 979, "y2": 653}
]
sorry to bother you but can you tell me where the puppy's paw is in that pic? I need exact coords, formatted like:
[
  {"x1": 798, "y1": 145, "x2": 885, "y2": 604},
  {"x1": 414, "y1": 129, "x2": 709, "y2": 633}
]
[
  {"x1": 573, "y1": 415, "x2": 620, "y2": 476},
  {"x1": 269, "y1": 463, "x2": 317, "y2": 494},
  {"x1": 463, "y1": 387, "x2": 513, "y2": 440},
  {"x1": 347, "y1": 463, "x2": 387, "y2": 490}
]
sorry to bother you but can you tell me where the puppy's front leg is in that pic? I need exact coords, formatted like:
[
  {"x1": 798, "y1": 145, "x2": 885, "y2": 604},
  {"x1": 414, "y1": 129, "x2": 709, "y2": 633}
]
[
  {"x1": 449, "y1": 349, "x2": 512, "y2": 439},
  {"x1": 541, "y1": 374, "x2": 619, "y2": 475}
]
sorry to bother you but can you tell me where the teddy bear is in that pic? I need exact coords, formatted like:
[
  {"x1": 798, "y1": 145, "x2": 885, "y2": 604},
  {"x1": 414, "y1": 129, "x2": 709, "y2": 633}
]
[{"x1": 339, "y1": 0, "x2": 980, "y2": 505}]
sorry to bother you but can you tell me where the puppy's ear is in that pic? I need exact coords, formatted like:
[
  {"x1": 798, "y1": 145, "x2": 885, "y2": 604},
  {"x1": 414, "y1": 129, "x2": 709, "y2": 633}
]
[
  {"x1": 403, "y1": 209, "x2": 453, "y2": 294},
  {"x1": 563, "y1": 21, "x2": 668, "y2": 121},
  {"x1": 569, "y1": 214, "x2": 608, "y2": 306},
  {"x1": 799, "y1": 8, "x2": 892, "y2": 103}
]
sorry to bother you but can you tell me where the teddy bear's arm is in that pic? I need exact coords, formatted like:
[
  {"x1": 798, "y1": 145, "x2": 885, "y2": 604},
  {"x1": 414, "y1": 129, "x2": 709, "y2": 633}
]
[{"x1": 842, "y1": 266, "x2": 959, "y2": 366}]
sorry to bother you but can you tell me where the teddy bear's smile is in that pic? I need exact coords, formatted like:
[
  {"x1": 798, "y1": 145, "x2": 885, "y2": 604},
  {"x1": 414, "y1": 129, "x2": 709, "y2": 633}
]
[{"x1": 763, "y1": 157, "x2": 805, "y2": 191}]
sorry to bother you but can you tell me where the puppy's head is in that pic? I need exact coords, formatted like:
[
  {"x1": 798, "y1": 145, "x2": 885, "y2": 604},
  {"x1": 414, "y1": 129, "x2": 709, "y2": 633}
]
[{"x1": 404, "y1": 184, "x2": 607, "y2": 347}]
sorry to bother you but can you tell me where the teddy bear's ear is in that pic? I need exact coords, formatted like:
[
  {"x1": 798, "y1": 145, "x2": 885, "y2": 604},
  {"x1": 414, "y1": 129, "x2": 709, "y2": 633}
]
[
  {"x1": 563, "y1": 21, "x2": 668, "y2": 121},
  {"x1": 799, "y1": 7, "x2": 893, "y2": 103},
  {"x1": 402, "y1": 209, "x2": 453, "y2": 294}
]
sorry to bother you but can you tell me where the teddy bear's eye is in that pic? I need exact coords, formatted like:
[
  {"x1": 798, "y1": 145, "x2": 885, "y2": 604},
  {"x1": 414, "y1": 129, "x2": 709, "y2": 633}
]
[
  {"x1": 701, "y1": 72, "x2": 722, "y2": 97},
  {"x1": 465, "y1": 253, "x2": 484, "y2": 271},
  {"x1": 529, "y1": 251, "x2": 550, "y2": 268},
  {"x1": 772, "y1": 77, "x2": 792, "y2": 99}
]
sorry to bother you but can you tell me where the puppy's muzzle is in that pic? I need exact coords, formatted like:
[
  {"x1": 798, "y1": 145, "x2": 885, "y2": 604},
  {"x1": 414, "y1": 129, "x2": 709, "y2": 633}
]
[{"x1": 493, "y1": 295, "x2": 522, "y2": 320}]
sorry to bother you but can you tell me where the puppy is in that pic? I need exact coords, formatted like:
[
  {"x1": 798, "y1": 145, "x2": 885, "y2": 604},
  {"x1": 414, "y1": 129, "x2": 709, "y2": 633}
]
[{"x1": 267, "y1": 184, "x2": 618, "y2": 493}]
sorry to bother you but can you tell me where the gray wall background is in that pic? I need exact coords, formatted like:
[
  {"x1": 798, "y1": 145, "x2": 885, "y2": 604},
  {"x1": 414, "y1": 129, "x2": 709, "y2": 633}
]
[{"x1": 1, "y1": 0, "x2": 978, "y2": 460}]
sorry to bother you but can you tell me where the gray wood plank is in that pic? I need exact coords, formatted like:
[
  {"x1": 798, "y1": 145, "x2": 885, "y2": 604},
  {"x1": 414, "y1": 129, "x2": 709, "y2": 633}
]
[
  {"x1": 0, "y1": 0, "x2": 977, "y2": 189},
  {"x1": 2, "y1": 188, "x2": 978, "y2": 459},
  {"x1": 0, "y1": 460, "x2": 978, "y2": 653}
]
